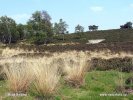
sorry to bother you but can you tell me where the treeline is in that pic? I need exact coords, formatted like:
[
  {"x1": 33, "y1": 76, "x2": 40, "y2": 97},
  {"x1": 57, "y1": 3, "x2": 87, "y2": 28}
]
[
  {"x1": 0, "y1": 10, "x2": 133, "y2": 45},
  {"x1": 0, "y1": 10, "x2": 69, "y2": 44}
]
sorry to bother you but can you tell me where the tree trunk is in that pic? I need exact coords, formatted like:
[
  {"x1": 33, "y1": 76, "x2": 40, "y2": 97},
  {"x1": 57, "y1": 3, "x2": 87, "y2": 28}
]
[
  {"x1": 8, "y1": 34, "x2": 12, "y2": 44},
  {"x1": 5, "y1": 19, "x2": 12, "y2": 44},
  {"x1": 63, "y1": 34, "x2": 64, "y2": 41}
]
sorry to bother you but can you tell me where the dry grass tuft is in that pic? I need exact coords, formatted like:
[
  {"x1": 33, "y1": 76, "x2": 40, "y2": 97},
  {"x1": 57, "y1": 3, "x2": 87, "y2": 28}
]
[
  {"x1": 31, "y1": 59, "x2": 61, "y2": 98},
  {"x1": 63, "y1": 54, "x2": 89, "y2": 88},
  {"x1": 3, "y1": 60, "x2": 34, "y2": 93}
]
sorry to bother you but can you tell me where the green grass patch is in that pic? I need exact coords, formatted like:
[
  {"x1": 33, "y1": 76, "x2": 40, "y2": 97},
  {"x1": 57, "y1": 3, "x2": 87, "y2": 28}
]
[{"x1": 0, "y1": 71, "x2": 133, "y2": 100}]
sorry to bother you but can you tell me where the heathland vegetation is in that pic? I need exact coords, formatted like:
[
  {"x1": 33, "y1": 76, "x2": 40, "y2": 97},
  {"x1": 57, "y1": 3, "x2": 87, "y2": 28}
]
[
  {"x1": 0, "y1": 10, "x2": 133, "y2": 45},
  {"x1": 0, "y1": 10, "x2": 133, "y2": 100},
  {"x1": 0, "y1": 47, "x2": 133, "y2": 99}
]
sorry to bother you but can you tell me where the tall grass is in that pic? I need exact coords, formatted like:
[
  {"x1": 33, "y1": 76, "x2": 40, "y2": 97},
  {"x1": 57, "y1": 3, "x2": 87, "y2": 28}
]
[
  {"x1": 2, "y1": 57, "x2": 61, "y2": 99},
  {"x1": 0, "y1": 65, "x2": 4, "y2": 80},
  {"x1": 115, "y1": 71, "x2": 126, "y2": 93},
  {"x1": 1, "y1": 47, "x2": 133, "y2": 97},
  {"x1": 63, "y1": 54, "x2": 89, "y2": 88},
  {"x1": 3, "y1": 60, "x2": 34, "y2": 93},
  {"x1": 31, "y1": 59, "x2": 61, "y2": 98}
]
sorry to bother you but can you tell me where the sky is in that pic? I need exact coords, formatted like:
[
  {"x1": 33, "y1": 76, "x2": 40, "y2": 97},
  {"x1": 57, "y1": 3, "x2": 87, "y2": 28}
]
[{"x1": 0, "y1": 0, "x2": 133, "y2": 33}]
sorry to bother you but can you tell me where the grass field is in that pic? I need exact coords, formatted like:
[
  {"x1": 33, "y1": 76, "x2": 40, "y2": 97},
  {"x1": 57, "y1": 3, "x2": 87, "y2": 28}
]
[{"x1": 0, "y1": 47, "x2": 133, "y2": 100}]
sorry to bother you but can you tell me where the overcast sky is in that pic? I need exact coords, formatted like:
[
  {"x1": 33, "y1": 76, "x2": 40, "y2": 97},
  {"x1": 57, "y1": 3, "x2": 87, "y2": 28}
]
[{"x1": 0, "y1": 0, "x2": 133, "y2": 32}]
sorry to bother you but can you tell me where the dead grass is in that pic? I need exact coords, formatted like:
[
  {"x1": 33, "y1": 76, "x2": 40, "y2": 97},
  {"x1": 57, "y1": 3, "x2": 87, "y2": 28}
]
[
  {"x1": 1, "y1": 47, "x2": 34, "y2": 58},
  {"x1": 3, "y1": 60, "x2": 34, "y2": 93},
  {"x1": 62, "y1": 54, "x2": 89, "y2": 88},
  {"x1": 31, "y1": 59, "x2": 61, "y2": 98},
  {"x1": 0, "y1": 47, "x2": 133, "y2": 96}
]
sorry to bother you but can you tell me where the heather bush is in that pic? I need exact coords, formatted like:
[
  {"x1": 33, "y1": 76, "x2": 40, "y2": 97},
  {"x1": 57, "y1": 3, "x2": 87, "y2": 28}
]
[{"x1": 91, "y1": 57, "x2": 133, "y2": 72}]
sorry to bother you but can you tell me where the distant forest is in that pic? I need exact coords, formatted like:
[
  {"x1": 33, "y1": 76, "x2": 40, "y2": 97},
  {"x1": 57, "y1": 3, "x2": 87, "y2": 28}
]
[{"x1": 0, "y1": 10, "x2": 133, "y2": 45}]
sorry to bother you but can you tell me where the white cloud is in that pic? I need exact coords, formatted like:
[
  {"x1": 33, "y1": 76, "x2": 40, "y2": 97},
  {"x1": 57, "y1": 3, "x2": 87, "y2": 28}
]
[
  {"x1": 10, "y1": 14, "x2": 31, "y2": 24},
  {"x1": 90, "y1": 6, "x2": 104, "y2": 12}
]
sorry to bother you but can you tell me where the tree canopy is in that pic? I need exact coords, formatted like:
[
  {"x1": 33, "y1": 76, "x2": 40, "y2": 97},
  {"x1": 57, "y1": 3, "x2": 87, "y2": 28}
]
[
  {"x1": 120, "y1": 22, "x2": 133, "y2": 29},
  {"x1": 27, "y1": 11, "x2": 53, "y2": 44},
  {"x1": 0, "y1": 16, "x2": 18, "y2": 44},
  {"x1": 88, "y1": 25, "x2": 98, "y2": 31},
  {"x1": 75, "y1": 24, "x2": 84, "y2": 33},
  {"x1": 53, "y1": 19, "x2": 68, "y2": 35}
]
